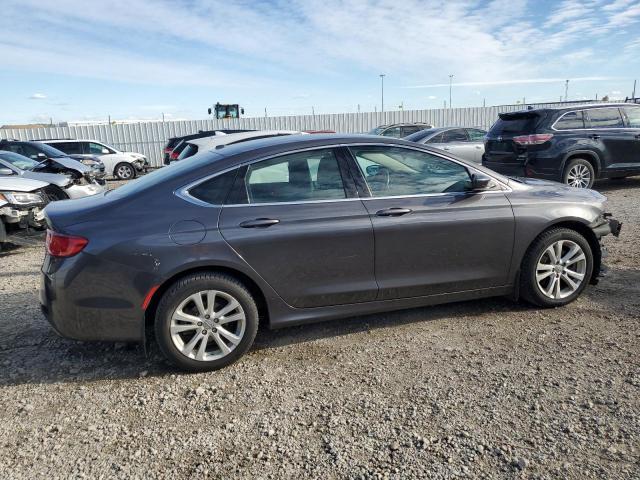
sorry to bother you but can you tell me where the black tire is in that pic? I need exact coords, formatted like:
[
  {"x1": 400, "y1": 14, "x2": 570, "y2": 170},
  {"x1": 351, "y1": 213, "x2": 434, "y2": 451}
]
[
  {"x1": 114, "y1": 162, "x2": 136, "y2": 181},
  {"x1": 43, "y1": 185, "x2": 69, "y2": 202},
  {"x1": 563, "y1": 158, "x2": 595, "y2": 189},
  {"x1": 520, "y1": 228, "x2": 593, "y2": 308},
  {"x1": 155, "y1": 272, "x2": 259, "y2": 372}
]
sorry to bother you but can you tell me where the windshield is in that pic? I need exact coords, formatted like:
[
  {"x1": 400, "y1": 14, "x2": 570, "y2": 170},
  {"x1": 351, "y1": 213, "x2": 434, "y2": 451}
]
[
  {"x1": 36, "y1": 142, "x2": 68, "y2": 158},
  {"x1": 0, "y1": 151, "x2": 39, "y2": 170},
  {"x1": 490, "y1": 114, "x2": 541, "y2": 136}
]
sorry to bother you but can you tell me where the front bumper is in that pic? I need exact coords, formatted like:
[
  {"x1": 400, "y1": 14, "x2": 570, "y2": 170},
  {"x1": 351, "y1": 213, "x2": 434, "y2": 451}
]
[
  {"x1": 592, "y1": 215, "x2": 622, "y2": 239},
  {"x1": 65, "y1": 182, "x2": 105, "y2": 199}
]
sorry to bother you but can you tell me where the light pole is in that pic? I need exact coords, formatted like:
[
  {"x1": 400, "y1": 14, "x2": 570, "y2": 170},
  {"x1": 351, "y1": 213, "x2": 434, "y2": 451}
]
[
  {"x1": 449, "y1": 74, "x2": 454, "y2": 109},
  {"x1": 565, "y1": 79, "x2": 569, "y2": 102},
  {"x1": 380, "y1": 74, "x2": 385, "y2": 113}
]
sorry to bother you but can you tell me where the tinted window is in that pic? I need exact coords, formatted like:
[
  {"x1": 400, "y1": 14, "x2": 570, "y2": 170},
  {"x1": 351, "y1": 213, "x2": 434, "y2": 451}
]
[
  {"x1": 178, "y1": 144, "x2": 199, "y2": 160},
  {"x1": 554, "y1": 111, "x2": 585, "y2": 130},
  {"x1": 10, "y1": 143, "x2": 41, "y2": 159},
  {"x1": 441, "y1": 129, "x2": 469, "y2": 142},
  {"x1": 32, "y1": 142, "x2": 67, "y2": 158},
  {"x1": 587, "y1": 108, "x2": 624, "y2": 128},
  {"x1": 381, "y1": 127, "x2": 402, "y2": 137},
  {"x1": 350, "y1": 146, "x2": 471, "y2": 197},
  {"x1": 89, "y1": 142, "x2": 109, "y2": 154},
  {"x1": 244, "y1": 149, "x2": 346, "y2": 204},
  {"x1": 427, "y1": 133, "x2": 445, "y2": 144},
  {"x1": 404, "y1": 129, "x2": 434, "y2": 142},
  {"x1": 50, "y1": 142, "x2": 83, "y2": 154},
  {"x1": 467, "y1": 129, "x2": 487, "y2": 141},
  {"x1": 490, "y1": 115, "x2": 540, "y2": 135},
  {"x1": 622, "y1": 107, "x2": 640, "y2": 128},
  {"x1": 402, "y1": 126, "x2": 422, "y2": 136},
  {"x1": 189, "y1": 169, "x2": 238, "y2": 205}
]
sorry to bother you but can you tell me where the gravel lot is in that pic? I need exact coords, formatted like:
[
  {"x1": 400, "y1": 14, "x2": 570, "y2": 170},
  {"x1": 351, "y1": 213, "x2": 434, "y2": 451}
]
[{"x1": 0, "y1": 178, "x2": 638, "y2": 479}]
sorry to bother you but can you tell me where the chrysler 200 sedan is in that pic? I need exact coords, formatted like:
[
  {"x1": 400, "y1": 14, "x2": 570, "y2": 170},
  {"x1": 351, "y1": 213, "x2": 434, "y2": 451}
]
[{"x1": 40, "y1": 135, "x2": 621, "y2": 372}]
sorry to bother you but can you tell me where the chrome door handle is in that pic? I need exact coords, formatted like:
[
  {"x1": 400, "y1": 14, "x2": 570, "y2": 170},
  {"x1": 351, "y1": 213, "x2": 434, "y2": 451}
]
[
  {"x1": 239, "y1": 218, "x2": 280, "y2": 228},
  {"x1": 475, "y1": 145, "x2": 482, "y2": 149},
  {"x1": 376, "y1": 208, "x2": 412, "y2": 217}
]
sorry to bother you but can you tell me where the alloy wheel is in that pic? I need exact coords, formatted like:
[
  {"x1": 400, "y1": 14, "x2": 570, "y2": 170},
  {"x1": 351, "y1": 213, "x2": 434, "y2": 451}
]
[
  {"x1": 566, "y1": 164, "x2": 591, "y2": 188},
  {"x1": 116, "y1": 164, "x2": 134, "y2": 180},
  {"x1": 535, "y1": 240, "x2": 587, "y2": 299},
  {"x1": 170, "y1": 290, "x2": 246, "y2": 361}
]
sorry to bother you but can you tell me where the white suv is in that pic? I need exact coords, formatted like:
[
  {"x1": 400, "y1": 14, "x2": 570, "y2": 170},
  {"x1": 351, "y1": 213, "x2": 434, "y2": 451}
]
[{"x1": 42, "y1": 139, "x2": 148, "y2": 180}]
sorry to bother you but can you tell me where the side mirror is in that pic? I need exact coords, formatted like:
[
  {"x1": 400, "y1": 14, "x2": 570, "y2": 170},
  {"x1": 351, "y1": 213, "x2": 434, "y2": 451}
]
[
  {"x1": 0, "y1": 167, "x2": 14, "y2": 176},
  {"x1": 241, "y1": 108, "x2": 245, "y2": 115},
  {"x1": 366, "y1": 165, "x2": 380, "y2": 176},
  {"x1": 101, "y1": 148, "x2": 110, "y2": 154},
  {"x1": 37, "y1": 152, "x2": 47, "y2": 159},
  {"x1": 470, "y1": 173, "x2": 495, "y2": 191},
  {"x1": 207, "y1": 108, "x2": 212, "y2": 115}
]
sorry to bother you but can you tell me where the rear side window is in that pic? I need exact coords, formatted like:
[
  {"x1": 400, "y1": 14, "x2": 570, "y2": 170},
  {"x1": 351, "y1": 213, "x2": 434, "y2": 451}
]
[
  {"x1": 402, "y1": 126, "x2": 422, "y2": 136},
  {"x1": 242, "y1": 149, "x2": 346, "y2": 204},
  {"x1": 586, "y1": 108, "x2": 624, "y2": 128},
  {"x1": 441, "y1": 129, "x2": 469, "y2": 142},
  {"x1": 554, "y1": 111, "x2": 585, "y2": 130},
  {"x1": 466, "y1": 129, "x2": 487, "y2": 141},
  {"x1": 189, "y1": 169, "x2": 238, "y2": 205},
  {"x1": 622, "y1": 107, "x2": 640, "y2": 128},
  {"x1": 178, "y1": 144, "x2": 199, "y2": 160},
  {"x1": 381, "y1": 127, "x2": 402, "y2": 137}
]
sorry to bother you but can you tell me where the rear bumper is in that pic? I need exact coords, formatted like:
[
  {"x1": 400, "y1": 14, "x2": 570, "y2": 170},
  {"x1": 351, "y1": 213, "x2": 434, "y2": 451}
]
[
  {"x1": 483, "y1": 153, "x2": 563, "y2": 182},
  {"x1": 39, "y1": 252, "x2": 148, "y2": 342}
]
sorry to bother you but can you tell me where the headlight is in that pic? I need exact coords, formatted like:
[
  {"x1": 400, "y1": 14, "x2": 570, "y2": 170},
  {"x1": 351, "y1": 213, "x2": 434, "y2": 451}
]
[{"x1": 0, "y1": 191, "x2": 44, "y2": 205}]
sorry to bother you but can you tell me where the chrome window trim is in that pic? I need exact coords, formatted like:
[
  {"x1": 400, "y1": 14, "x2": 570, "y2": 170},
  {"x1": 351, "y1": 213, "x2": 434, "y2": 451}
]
[
  {"x1": 174, "y1": 142, "x2": 511, "y2": 208},
  {"x1": 551, "y1": 106, "x2": 639, "y2": 131}
]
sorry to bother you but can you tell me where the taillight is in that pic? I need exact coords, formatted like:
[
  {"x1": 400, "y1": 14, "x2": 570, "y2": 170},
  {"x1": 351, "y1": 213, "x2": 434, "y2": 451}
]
[
  {"x1": 512, "y1": 134, "x2": 554, "y2": 146},
  {"x1": 45, "y1": 230, "x2": 88, "y2": 257},
  {"x1": 170, "y1": 151, "x2": 179, "y2": 160}
]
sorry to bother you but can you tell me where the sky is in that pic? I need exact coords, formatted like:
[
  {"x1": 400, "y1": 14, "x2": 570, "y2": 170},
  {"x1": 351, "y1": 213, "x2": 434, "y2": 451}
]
[{"x1": 0, "y1": 0, "x2": 639, "y2": 125}]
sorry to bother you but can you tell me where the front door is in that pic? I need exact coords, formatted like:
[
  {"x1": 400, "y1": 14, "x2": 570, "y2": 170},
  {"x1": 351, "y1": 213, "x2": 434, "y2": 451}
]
[
  {"x1": 346, "y1": 145, "x2": 515, "y2": 300},
  {"x1": 219, "y1": 147, "x2": 377, "y2": 308}
]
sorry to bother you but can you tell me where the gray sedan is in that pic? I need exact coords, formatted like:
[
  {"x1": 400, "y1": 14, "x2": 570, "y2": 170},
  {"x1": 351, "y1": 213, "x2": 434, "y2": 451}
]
[
  {"x1": 41, "y1": 134, "x2": 621, "y2": 372},
  {"x1": 405, "y1": 127, "x2": 487, "y2": 162}
]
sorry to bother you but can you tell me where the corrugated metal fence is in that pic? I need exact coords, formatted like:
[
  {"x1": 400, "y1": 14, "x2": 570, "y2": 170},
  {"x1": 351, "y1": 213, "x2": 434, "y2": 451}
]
[{"x1": 0, "y1": 101, "x2": 600, "y2": 167}]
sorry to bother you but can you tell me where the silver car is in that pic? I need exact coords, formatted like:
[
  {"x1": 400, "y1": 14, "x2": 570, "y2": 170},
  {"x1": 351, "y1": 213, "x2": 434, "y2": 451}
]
[
  {"x1": 0, "y1": 151, "x2": 104, "y2": 200},
  {"x1": 405, "y1": 127, "x2": 487, "y2": 163}
]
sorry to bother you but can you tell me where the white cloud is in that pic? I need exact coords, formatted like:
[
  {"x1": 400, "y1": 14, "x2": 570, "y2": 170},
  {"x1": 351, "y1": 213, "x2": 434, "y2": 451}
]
[{"x1": 29, "y1": 92, "x2": 47, "y2": 99}]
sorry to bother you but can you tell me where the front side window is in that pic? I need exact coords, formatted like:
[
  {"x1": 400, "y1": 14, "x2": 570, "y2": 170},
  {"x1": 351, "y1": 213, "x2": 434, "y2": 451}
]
[
  {"x1": 242, "y1": 149, "x2": 346, "y2": 204},
  {"x1": 89, "y1": 142, "x2": 110, "y2": 154},
  {"x1": 467, "y1": 129, "x2": 487, "y2": 141},
  {"x1": 555, "y1": 111, "x2": 585, "y2": 130},
  {"x1": 350, "y1": 146, "x2": 472, "y2": 197},
  {"x1": 586, "y1": 108, "x2": 624, "y2": 128},
  {"x1": 51, "y1": 142, "x2": 82, "y2": 154},
  {"x1": 426, "y1": 132, "x2": 445, "y2": 144},
  {"x1": 402, "y1": 126, "x2": 422, "y2": 136},
  {"x1": 441, "y1": 129, "x2": 469, "y2": 143},
  {"x1": 622, "y1": 107, "x2": 640, "y2": 128},
  {"x1": 381, "y1": 127, "x2": 402, "y2": 137}
]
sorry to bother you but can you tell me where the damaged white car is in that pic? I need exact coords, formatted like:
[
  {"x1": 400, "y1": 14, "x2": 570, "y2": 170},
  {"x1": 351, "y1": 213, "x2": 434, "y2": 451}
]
[{"x1": 0, "y1": 176, "x2": 47, "y2": 248}]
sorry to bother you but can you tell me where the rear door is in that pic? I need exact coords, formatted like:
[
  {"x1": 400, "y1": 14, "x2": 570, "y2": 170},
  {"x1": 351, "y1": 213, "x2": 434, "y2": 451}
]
[
  {"x1": 428, "y1": 129, "x2": 472, "y2": 159},
  {"x1": 584, "y1": 107, "x2": 634, "y2": 173},
  {"x1": 466, "y1": 129, "x2": 487, "y2": 162},
  {"x1": 346, "y1": 145, "x2": 515, "y2": 300},
  {"x1": 620, "y1": 106, "x2": 640, "y2": 171},
  {"x1": 219, "y1": 147, "x2": 377, "y2": 308}
]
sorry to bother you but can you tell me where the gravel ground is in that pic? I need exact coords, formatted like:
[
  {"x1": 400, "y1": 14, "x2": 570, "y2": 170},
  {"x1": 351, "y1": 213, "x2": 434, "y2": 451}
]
[{"x1": 0, "y1": 178, "x2": 638, "y2": 479}]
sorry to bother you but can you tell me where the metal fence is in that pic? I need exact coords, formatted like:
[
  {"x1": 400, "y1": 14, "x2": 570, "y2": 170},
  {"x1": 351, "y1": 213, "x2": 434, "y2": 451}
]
[{"x1": 0, "y1": 101, "x2": 601, "y2": 167}]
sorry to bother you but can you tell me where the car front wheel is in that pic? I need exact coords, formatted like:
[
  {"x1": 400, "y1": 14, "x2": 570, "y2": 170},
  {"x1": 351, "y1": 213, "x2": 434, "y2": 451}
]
[
  {"x1": 114, "y1": 162, "x2": 136, "y2": 180},
  {"x1": 520, "y1": 228, "x2": 593, "y2": 308},
  {"x1": 155, "y1": 273, "x2": 259, "y2": 372}
]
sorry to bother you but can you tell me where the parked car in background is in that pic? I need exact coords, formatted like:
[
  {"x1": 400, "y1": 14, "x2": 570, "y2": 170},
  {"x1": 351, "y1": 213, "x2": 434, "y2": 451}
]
[
  {"x1": 404, "y1": 127, "x2": 487, "y2": 163},
  {"x1": 176, "y1": 130, "x2": 304, "y2": 161},
  {"x1": 483, "y1": 103, "x2": 640, "y2": 188},
  {"x1": 164, "y1": 130, "x2": 255, "y2": 165},
  {"x1": 41, "y1": 134, "x2": 620, "y2": 372},
  {"x1": 0, "y1": 176, "x2": 47, "y2": 248},
  {"x1": 42, "y1": 139, "x2": 148, "y2": 180},
  {"x1": 368, "y1": 123, "x2": 434, "y2": 138},
  {"x1": 0, "y1": 151, "x2": 104, "y2": 200},
  {"x1": 0, "y1": 140, "x2": 106, "y2": 184}
]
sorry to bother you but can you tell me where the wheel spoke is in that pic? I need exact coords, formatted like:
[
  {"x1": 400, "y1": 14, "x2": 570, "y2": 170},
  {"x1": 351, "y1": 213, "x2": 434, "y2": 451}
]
[
  {"x1": 545, "y1": 276, "x2": 557, "y2": 297},
  {"x1": 566, "y1": 253, "x2": 586, "y2": 266},
  {"x1": 215, "y1": 299, "x2": 239, "y2": 319},
  {"x1": 553, "y1": 240, "x2": 563, "y2": 263},
  {"x1": 171, "y1": 324, "x2": 199, "y2": 334},
  {"x1": 561, "y1": 244, "x2": 580, "y2": 263},
  {"x1": 217, "y1": 326, "x2": 241, "y2": 345},
  {"x1": 562, "y1": 273, "x2": 579, "y2": 291},
  {"x1": 565, "y1": 269, "x2": 584, "y2": 281},
  {"x1": 196, "y1": 334, "x2": 209, "y2": 361},
  {"x1": 554, "y1": 275, "x2": 561, "y2": 298},
  {"x1": 217, "y1": 312, "x2": 244, "y2": 325},
  {"x1": 192, "y1": 293, "x2": 206, "y2": 316},
  {"x1": 182, "y1": 333, "x2": 203, "y2": 357},
  {"x1": 206, "y1": 291, "x2": 216, "y2": 316},
  {"x1": 173, "y1": 311, "x2": 200, "y2": 324},
  {"x1": 536, "y1": 270, "x2": 554, "y2": 282},
  {"x1": 545, "y1": 245, "x2": 558, "y2": 264},
  {"x1": 211, "y1": 333, "x2": 231, "y2": 354}
]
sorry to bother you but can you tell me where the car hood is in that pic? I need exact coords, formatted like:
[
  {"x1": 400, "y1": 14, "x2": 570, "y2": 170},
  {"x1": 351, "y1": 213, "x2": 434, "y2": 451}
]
[
  {"x1": 507, "y1": 177, "x2": 606, "y2": 203},
  {"x1": 0, "y1": 176, "x2": 49, "y2": 192},
  {"x1": 48, "y1": 156, "x2": 92, "y2": 173},
  {"x1": 20, "y1": 170, "x2": 72, "y2": 188}
]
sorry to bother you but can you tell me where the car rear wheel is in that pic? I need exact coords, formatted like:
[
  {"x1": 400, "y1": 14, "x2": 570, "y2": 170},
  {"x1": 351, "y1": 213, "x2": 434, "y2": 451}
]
[
  {"x1": 520, "y1": 228, "x2": 593, "y2": 308},
  {"x1": 563, "y1": 158, "x2": 595, "y2": 189},
  {"x1": 114, "y1": 162, "x2": 136, "y2": 180},
  {"x1": 155, "y1": 273, "x2": 259, "y2": 372}
]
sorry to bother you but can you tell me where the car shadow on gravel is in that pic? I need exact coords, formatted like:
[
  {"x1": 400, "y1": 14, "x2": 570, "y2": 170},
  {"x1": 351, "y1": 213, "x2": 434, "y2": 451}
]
[
  {"x1": 0, "y1": 292, "x2": 532, "y2": 387},
  {"x1": 595, "y1": 176, "x2": 640, "y2": 192}
]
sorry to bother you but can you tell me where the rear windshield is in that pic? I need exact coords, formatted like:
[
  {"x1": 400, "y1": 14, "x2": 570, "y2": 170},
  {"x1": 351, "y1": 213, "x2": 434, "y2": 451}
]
[{"x1": 490, "y1": 115, "x2": 540, "y2": 136}]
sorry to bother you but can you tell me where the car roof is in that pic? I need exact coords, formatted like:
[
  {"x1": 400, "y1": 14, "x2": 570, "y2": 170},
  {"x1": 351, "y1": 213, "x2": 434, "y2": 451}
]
[
  {"x1": 377, "y1": 122, "x2": 433, "y2": 128},
  {"x1": 188, "y1": 130, "x2": 303, "y2": 149},
  {"x1": 509, "y1": 103, "x2": 639, "y2": 116}
]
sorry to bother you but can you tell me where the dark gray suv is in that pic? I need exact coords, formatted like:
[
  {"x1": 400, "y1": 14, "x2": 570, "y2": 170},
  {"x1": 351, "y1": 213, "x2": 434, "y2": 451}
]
[{"x1": 40, "y1": 135, "x2": 621, "y2": 371}]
